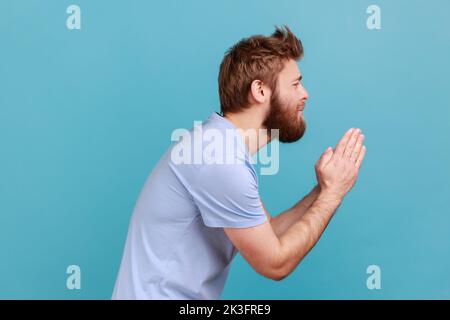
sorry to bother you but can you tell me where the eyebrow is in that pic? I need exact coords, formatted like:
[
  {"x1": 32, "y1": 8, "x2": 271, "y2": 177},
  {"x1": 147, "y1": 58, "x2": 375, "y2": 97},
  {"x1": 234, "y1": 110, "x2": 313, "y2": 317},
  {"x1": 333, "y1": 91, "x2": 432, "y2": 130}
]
[{"x1": 292, "y1": 75, "x2": 302, "y2": 83}]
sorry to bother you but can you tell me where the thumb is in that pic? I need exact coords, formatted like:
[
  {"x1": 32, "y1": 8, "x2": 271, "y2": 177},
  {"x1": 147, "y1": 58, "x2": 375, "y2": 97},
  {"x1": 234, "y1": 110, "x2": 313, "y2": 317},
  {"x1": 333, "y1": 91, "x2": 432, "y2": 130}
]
[{"x1": 319, "y1": 147, "x2": 334, "y2": 166}]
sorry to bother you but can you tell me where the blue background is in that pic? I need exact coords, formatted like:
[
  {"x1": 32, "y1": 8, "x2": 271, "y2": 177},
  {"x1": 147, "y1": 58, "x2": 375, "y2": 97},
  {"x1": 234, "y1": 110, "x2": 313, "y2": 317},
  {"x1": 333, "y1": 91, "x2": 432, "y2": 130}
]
[{"x1": 1, "y1": 0, "x2": 449, "y2": 299}]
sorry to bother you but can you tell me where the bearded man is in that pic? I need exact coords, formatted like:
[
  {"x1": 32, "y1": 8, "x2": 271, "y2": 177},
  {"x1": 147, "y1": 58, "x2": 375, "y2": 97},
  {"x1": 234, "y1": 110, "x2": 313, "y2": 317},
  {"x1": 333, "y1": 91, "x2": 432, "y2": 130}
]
[{"x1": 112, "y1": 25, "x2": 366, "y2": 300}]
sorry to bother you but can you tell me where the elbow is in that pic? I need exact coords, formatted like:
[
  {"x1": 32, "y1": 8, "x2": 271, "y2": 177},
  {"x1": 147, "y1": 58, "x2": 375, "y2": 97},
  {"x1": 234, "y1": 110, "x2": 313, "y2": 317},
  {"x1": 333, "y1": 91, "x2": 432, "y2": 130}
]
[
  {"x1": 269, "y1": 272, "x2": 287, "y2": 282},
  {"x1": 263, "y1": 248, "x2": 301, "y2": 281},
  {"x1": 264, "y1": 267, "x2": 288, "y2": 281},
  {"x1": 262, "y1": 254, "x2": 290, "y2": 281},
  {"x1": 252, "y1": 259, "x2": 288, "y2": 281},
  {"x1": 251, "y1": 265, "x2": 287, "y2": 282}
]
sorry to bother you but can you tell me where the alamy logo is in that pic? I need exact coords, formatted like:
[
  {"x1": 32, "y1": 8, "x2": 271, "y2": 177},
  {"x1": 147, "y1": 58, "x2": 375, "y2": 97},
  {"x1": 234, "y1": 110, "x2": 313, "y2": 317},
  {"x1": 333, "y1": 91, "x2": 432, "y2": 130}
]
[
  {"x1": 66, "y1": 5, "x2": 81, "y2": 30},
  {"x1": 366, "y1": 265, "x2": 381, "y2": 290},
  {"x1": 366, "y1": 5, "x2": 381, "y2": 30},
  {"x1": 66, "y1": 265, "x2": 81, "y2": 290},
  {"x1": 171, "y1": 122, "x2": 280, "y2": 175}
]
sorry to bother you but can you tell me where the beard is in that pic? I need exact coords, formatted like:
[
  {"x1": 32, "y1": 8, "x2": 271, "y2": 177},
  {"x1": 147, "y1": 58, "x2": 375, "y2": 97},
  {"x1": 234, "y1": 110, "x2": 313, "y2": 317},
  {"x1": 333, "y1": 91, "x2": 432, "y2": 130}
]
[{"x1": 262, "y1": 90, "x2": 307, "y2": 143}]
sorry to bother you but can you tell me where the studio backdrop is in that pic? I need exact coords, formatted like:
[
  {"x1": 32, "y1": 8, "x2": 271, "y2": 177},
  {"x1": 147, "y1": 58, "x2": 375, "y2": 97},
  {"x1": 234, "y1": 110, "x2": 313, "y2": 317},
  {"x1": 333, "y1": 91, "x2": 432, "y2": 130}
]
[{"x1": 1, "y1": 0, "x2": 449, "y2": 299}]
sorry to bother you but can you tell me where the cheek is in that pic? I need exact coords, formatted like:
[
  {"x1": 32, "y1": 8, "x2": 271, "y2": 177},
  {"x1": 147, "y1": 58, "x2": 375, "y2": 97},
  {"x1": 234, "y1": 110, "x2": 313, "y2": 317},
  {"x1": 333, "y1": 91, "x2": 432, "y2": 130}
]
[
  {"x1": 289, "y1": 91, "x2": 300, "y2": 106},
  {"x1": 291, "y1": 86, "x2": 302, "y2": 100},
  {"x1": 276, "y1": 88, "x2": 297, "y2": 109}
]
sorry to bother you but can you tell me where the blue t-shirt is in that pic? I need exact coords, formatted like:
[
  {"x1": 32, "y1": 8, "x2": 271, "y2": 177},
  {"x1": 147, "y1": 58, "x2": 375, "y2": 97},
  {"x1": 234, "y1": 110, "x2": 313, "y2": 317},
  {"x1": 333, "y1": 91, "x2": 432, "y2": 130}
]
[{"x1": 112, "y1": 111, "x2": 268, "y2": 300}]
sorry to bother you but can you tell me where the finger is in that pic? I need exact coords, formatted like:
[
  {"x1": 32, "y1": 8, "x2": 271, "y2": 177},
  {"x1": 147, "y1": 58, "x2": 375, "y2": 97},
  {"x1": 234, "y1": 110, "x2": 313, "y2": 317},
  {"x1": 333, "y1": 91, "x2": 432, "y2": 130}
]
[
  {"x1": 319, "y1": 147, "x2": 334, "y2": 168},
  {"x1": 334, "y1": 128, "x2": 355, "y2": 157},
  {"x1": 344, "y1": 128, "x2": 361, "y2": 159},
  {"x1": 355, "y1": 145, "x2": 366, "y2": 170},
  {"x1": 350, "y1": 133, "x2": 365, "y2": 163}
]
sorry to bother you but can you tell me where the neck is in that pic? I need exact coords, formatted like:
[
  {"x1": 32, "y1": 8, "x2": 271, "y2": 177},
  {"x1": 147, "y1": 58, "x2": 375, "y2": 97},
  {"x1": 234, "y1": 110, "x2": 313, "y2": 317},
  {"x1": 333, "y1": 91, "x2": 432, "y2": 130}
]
[{"x1": 223, "y1": 109, "x2": 272, "y2": 156}]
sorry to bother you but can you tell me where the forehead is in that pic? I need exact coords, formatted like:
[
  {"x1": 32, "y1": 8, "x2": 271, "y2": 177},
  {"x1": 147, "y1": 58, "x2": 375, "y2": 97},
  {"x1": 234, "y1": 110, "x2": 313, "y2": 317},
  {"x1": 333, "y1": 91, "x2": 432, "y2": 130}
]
[{"x1": 278, "y1": 59, "x2": 301, "y2": 80}]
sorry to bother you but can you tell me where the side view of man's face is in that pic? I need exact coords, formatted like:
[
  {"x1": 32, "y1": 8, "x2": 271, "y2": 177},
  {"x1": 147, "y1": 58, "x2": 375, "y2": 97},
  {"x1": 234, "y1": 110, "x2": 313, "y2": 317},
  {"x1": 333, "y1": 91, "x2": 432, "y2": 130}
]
[{"x1": 263, "y1": 59, "x2": 309, "y2": 143}]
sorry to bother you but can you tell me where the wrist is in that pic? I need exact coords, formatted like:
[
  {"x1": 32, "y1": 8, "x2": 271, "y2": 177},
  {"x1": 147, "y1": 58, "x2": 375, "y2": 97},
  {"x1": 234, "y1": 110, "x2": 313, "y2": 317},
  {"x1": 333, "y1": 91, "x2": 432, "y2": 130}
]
[{"x1": 317, "y1": 188, "x2": 344, "y2": 205}]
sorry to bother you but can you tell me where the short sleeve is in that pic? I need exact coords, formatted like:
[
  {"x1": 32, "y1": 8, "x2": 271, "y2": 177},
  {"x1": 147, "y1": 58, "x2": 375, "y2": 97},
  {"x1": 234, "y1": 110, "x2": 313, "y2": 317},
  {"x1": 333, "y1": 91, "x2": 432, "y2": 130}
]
[{"x1": 188, "y1": 163, "x2": 267, "y2": 228}]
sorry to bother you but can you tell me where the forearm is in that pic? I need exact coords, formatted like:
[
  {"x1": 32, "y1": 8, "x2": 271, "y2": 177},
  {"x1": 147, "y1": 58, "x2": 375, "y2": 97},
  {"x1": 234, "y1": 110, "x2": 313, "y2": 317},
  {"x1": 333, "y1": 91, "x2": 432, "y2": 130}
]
[
  {"x1": 270, "y1": 184, "x2": 321, "y2": 238},
  {"x1": 276, "y1": 191, "x2": 343, "y2": 279}
]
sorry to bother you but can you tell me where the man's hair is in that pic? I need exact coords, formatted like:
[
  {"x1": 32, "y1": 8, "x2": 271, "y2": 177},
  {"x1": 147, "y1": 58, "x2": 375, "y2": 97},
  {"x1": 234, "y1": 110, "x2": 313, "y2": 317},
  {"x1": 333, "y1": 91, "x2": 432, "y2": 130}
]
[{"x1": 218, "y1": 25, "x2": 304, "y2": 115}]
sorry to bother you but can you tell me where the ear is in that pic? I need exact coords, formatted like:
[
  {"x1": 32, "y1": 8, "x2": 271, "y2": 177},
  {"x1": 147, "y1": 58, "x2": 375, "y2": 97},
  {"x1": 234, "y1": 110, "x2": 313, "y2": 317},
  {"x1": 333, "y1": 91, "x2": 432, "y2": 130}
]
[{"x1": 249, "y1": 79, "x2": 270, "y2": 104}]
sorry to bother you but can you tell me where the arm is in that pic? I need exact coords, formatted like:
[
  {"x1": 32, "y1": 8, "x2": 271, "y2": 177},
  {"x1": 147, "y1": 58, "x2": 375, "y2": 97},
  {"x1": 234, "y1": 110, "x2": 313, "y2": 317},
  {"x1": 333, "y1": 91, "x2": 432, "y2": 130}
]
[
  {"x1": 224, "y1": 128, "x2": 366, "y2": 281},
  {"x1": 263, "y1": 184, "x2": 321, "y2": 238},
  {"x1": 275, "y1": 190, "x2": 343, "y2": 279},
  {"x1": 225, "y1": 189, "x2": 342, "y2": 281}
]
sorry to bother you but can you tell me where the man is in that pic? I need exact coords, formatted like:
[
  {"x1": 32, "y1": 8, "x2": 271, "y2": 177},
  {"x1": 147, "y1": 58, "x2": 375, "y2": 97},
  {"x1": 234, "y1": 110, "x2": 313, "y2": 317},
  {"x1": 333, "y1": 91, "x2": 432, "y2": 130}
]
[{"x1": 112, "y1": 25, "x2": 366, "y2": 299}]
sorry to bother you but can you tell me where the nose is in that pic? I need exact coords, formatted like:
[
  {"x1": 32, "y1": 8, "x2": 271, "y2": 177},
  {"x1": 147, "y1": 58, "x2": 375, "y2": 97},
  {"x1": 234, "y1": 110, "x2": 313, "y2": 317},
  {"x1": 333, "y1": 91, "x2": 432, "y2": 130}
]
[{"x1": 302, "y1": 87, "x2": 309, "y2": 101}]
